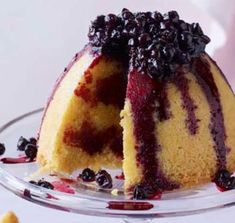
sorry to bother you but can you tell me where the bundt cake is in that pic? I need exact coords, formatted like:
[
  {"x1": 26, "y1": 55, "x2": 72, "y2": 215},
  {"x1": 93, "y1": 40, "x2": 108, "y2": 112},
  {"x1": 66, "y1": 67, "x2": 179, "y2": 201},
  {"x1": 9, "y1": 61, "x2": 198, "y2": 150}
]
[{"x1": 37, "y1": 9, "x2": 235, "y2": 199}]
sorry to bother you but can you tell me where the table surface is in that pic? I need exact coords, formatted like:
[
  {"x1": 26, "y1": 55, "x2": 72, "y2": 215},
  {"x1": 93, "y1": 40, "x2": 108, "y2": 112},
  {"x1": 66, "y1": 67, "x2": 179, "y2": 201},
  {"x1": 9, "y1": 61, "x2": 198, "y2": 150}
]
[{"x1": 1, "y1": 1, "x2": 235, "y2": 222}]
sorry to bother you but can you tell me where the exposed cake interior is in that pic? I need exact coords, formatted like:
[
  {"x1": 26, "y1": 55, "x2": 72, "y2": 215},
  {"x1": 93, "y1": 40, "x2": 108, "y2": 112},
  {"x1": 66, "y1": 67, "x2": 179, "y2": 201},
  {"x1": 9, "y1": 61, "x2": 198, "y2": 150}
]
[
  {"x1": 38, "y1": 47, "x2": 127, "y2": 172},
  {"x1": 38, "y1": 9, "x2": 235, "y2": 199}
]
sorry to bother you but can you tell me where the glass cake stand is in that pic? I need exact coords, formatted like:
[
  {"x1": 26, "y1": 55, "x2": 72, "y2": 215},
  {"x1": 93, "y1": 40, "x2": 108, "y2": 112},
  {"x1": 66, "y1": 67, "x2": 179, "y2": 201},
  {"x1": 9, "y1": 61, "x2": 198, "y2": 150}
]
[{"x1": 0, "y1": 109, "x2": 235, "y2": 223}]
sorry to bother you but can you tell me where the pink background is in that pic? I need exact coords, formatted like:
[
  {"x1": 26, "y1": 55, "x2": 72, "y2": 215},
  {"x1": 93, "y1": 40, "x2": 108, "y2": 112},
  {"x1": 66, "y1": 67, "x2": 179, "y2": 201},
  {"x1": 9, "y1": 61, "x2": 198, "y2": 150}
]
[{"x1": 0, "y1": 0, "x2": 235, "y2": 222}]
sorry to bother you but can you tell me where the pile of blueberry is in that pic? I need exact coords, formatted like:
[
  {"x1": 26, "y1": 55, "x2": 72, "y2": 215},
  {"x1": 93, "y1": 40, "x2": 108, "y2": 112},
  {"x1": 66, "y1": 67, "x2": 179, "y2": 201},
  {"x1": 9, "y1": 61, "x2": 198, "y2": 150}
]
[
  {"x1": 79, "y1": 168, "x2": 113, "y2": 189},
  {"x1": 88, "y1": 8, "x2": 210, "y2": 81},
  {"x1": 17, "y1": 136, "x2": 38, "y2": 161},
  {"x1": 0, "y1": 136, "x2": 38, "y2": 160}
]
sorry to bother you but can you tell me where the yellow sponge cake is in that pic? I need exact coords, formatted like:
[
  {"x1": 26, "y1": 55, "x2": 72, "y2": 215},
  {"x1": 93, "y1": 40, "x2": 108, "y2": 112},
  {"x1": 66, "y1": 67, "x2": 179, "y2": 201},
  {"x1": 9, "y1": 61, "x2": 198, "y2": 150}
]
[
  {"x1": 38, "y1": 46, "x2": 126, "y2": 172},
  {"x1": 38, "y1": 9, "x2": 235, "y2": 199}
]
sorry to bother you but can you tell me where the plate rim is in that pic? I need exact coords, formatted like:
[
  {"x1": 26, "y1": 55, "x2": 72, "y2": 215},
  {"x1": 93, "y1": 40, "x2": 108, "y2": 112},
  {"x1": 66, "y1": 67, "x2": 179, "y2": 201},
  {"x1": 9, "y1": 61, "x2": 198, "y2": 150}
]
[{"x1": 0, "y1": 108, "x2": 235, "y2": 218}]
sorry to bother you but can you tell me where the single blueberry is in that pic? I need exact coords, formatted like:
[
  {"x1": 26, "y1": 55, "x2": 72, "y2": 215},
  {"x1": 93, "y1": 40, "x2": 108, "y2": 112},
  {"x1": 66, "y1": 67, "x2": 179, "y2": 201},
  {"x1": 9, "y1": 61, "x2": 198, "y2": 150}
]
[
  {"x1": 121, "y1": 8, "x2": 134, "y2": 20},
  {"x1": 0, "y1": 143, "x2": 5, "y2": 156},
  {"x1": 191, "y1": 23, "x2": 203, "y2": 35},
  {"x1": 38, "y1": 180, "x2": 54, "y2": 190},
  {"x1": 29, "y1": 137, "x2": 37, "y2": 145},
  {"x1": 17, "y1": 136, "x2": 29, "y2": 151},
  {"x1": 96, "y1": 170, "x2": 113, "y2": 189},
  {"x1": 25, "y1": 144, "x2": 38, "y2": 161},
  {"x1": 133, "y1": 185, "x2": 147, "y2": 200},
  {"x1": 80, "y1": 168, "x2": 96, "y2": 182},
  {"x1": 167, "y1": 11, "x2": 179, "y2": 23}
]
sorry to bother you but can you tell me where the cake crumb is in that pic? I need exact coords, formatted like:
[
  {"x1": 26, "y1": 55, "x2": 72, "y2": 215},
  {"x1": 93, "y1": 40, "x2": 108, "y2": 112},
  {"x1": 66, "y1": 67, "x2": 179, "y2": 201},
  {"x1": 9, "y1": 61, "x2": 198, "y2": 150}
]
[
  {"x1": 111, "y1": 189, "x2": 119, "y2": 196},
  {"x1": 0, "y1": 212, "x2": 19, "y2": 223}
]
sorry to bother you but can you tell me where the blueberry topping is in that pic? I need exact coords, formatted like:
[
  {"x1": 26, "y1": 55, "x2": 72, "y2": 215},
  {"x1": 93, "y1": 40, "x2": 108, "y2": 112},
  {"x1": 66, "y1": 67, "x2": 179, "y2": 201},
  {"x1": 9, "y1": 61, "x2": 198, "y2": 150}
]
[
  {"x1": 88, "y1": 9, "x2": 210, "y2": 81},
  {"x1": 25, "y1": 144, "x2": 38, "y2": 161},
  {"x1": 17, "y1": 136, "x2": 29, "y2": 151},
  {"x1": 96, "y1": 170, "x2": 113, "y2": 189},
  {"x1": 80, "y1": 168, "x2": 96, "y2": 182},
  {"x1": 178, "y1": 20, "x2": 188, "y2": 31},
  {"x1": 122, "y1": 8, "x2": 134, "y2": 20},
  {"x1": 166, "y1": 11, "x2": 179, "y2": 23},
  {"x1": 0, "y1": 143, "x2": 5, "y2": 156},
  {"x1": 133, "y1": 185, "x2": 147, "y2": 200},
  {"x1": 138, "y1": 33, "x2": 151, "y2": 47},
  {"x1": 214, "y1": 169, "x2": 235, "y2": 191},
  {"x1": 191, "y1": 23, "x2": 203, "y2": 35}
]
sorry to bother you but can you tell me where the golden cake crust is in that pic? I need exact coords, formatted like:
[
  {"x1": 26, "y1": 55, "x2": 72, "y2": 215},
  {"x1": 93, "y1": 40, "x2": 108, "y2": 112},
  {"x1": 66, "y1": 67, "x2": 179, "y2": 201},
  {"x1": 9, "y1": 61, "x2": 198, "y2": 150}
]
[{"x1": 122, "y1": 54, "x2": 235, "y2": 191}]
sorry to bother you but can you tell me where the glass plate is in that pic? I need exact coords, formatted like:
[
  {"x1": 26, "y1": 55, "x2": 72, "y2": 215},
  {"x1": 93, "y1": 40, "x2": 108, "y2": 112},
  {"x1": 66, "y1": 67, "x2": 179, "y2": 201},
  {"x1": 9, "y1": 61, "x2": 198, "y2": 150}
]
[{"x1": 0, "y1": 109, "x2": 235, "y2": 223}]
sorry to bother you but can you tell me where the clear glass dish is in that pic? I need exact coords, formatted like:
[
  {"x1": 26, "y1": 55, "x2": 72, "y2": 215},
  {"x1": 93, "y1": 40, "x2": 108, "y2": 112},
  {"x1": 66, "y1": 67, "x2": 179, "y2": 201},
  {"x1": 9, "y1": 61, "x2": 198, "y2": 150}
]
[{"x1": 0, "y1": 109, "x2": 235, "y2": 223}]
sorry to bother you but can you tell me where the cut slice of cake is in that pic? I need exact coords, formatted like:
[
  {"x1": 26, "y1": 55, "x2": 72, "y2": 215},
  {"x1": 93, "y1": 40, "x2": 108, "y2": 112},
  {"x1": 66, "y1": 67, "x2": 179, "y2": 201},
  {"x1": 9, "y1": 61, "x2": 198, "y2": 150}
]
[{"x1": 37, "y1": 9, "x2": 235, "y2": 199}]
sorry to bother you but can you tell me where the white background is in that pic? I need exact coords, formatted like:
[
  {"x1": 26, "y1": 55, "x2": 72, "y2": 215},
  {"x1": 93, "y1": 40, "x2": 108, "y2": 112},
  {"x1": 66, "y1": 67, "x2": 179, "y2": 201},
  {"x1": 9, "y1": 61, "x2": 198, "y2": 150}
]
[{"x1": 0, "y1": 1, "x2": 235, "y2": 222}]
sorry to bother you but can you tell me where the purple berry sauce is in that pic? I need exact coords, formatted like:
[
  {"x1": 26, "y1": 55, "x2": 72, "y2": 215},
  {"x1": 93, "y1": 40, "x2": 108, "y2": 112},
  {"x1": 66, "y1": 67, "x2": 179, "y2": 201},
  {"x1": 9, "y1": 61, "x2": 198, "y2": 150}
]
[{"x1": 192, "y1": 57, "x2": 227, "y2": 170}]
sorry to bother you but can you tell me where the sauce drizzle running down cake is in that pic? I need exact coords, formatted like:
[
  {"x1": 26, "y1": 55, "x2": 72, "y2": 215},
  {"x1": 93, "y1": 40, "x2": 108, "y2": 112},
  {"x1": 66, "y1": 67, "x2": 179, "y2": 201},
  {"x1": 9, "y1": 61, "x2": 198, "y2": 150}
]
[{"x1": 37, "y1": 9, "x2": 235, "y2": 199}]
